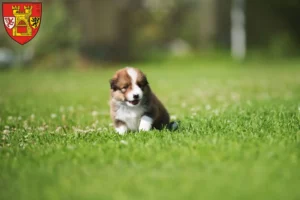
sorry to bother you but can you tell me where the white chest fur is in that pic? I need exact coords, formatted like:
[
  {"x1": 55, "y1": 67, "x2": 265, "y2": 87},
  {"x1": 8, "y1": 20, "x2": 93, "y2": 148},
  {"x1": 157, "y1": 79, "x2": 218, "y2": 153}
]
[{"x1": 115, "y1": 104, "x2": 145, "y2": 131}]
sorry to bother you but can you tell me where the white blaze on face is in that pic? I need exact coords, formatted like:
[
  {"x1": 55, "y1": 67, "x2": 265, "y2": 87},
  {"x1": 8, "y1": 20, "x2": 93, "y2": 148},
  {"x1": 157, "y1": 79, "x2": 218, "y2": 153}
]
[{"x1": 126, "y1": 67, "x2": 143, "y2": 105}]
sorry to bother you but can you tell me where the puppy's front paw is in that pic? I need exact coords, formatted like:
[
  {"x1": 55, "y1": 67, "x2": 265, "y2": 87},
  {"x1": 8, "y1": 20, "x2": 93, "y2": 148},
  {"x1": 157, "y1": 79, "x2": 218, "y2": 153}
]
[
  {"x1": 139, "y1": 116, "x2": 153, "y2": 132},
  {"x1": 116, "y1": 125, "x2": 127, "y2": 135}
]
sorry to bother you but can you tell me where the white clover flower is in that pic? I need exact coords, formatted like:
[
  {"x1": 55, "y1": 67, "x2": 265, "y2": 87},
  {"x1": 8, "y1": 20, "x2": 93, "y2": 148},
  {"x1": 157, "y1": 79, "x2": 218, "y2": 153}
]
[
  {"x1": 91, "y1": 111, "x2": 99, "y2": 117},
  {"x1": 3, "y1": 130, "x2": 10, "y2": 134},
  {"x1": 247, "y1": 100, "x2": 252, "y2": 106},
  {"x1": 72, "y1": 127, "x2": 85, "y2": 133},
  {"x1": 50, "y1": 113, "x2": 57, "y2": 119},
  {"x1": 30, "y1": 114, "x2": 35, "y2": 120},
  {"x1": 38, "y1": 127, "x2": 45, "y2": 131},
  {"x1": 216, "y1": 95, "x2": 226, "y2": 102},
  {"x1": 67, "y1": 145, "x2": 75, "y2": 150},
  {"x1": 120, "y1": 140, "x2": 128, "y2": 145},
  {"x1": 59, "y1": 106, "x2": 65, "y2": 113},
  {"x1": 78, "y1": 105, "x2": 84, "y2": 111},
  {"x1": 205, "y1": 104, "x2": 211, "y2": 110},
  {"x1": 55, "y1": 127, "x2": 62, "y2": 133},
  {"x1": 231, "y1": 92, "x2": 240, "y2": 101},
  {"x1": 23, "y1": 120, "x2": 28, "y2": 127},
  {"x1": 68, "y1": 106, "x2": 74, "y2": 112},
  {"x1": 92, "y1": 120, "x2": 99, "y2": 128},
  {"x1": 7, "y1": 116, "x2": 13, "y2": 120},
  {"x1": 86, "y1": 128, "x2": 95, "y2": 133},
  {"x1": 213, "y1": 109, "x2": 220, "y2": 115},
  {"x1": 170, "y1": 115, "x2": 177, "y2": 120}
]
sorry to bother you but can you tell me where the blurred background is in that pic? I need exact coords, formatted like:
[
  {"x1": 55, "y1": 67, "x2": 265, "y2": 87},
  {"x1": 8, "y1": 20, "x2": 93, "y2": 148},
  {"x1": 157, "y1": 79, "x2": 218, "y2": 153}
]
[{"x1": 0, "y1": 0, "x2": 300, "y2": 68}]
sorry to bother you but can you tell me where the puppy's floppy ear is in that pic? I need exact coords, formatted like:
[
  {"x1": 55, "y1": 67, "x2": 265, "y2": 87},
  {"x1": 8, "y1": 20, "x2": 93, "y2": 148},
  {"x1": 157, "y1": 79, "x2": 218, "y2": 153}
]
[
  {"x1": 142, "y1": 75, "x2": 149, "y2": 86},
  {"x1": 109, "y1": 78, "x2": 118, "y2": 90}
]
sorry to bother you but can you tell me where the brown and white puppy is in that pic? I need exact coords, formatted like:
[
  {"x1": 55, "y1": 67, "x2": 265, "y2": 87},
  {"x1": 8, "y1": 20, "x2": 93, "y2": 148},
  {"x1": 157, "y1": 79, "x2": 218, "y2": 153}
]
[{"x1": 109, "y1": 67, "x2": 170, "y2": 134}]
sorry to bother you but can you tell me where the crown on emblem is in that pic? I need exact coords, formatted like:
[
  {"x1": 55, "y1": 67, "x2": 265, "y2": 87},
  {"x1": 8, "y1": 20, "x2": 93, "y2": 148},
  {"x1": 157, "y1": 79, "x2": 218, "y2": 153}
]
[
  {"x1": 24, "y1": 6, "x2": 32, "y2": 11},
  {"x1": 12, "y1": 5, "x2": 32, "y2": 13},
  {"x1": 12, "y1": 5, "x2": 20, "y2": 10}
]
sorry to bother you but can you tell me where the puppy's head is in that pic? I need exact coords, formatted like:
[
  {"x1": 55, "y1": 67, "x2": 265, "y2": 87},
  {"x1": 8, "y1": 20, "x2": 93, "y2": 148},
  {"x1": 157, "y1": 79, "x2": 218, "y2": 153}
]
[{"x1": 109, "y1": 67, "x2": 149, "y2": 107}]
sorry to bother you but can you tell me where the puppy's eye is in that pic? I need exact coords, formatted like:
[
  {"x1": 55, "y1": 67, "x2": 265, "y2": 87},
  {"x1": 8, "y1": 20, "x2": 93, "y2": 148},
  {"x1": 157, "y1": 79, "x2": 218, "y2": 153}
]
[
  {"x1": 121, "y1": 85, "x2": 128, "y2": 93},
  {"x1": 137, "y1": 83, "x2": 146, "y2": 89},
  {"x1": 137, "y1": 83, "x2": 143, "y2": 88},
  {"x1": 137, "y1": 79, "x2": 148, "y2": 89}
]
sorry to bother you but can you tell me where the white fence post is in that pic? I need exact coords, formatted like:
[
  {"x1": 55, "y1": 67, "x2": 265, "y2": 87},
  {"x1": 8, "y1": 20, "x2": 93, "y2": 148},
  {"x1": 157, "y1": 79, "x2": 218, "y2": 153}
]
[{"x1": 231, "y1": 0, "x2": 246, "y2": 60}]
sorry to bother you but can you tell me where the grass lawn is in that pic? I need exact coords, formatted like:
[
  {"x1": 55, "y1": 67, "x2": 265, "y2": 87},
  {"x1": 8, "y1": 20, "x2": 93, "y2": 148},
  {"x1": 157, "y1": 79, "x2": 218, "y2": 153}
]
[{"x1": 0, "y1": 56, "x2": 300, "y2": 200}]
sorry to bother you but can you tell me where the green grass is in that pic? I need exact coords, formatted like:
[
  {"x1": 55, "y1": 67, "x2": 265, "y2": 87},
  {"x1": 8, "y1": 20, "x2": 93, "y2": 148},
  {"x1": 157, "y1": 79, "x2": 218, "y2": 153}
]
[{"x1": 1, "y1": 57, "x2": 300, "y2": 200}]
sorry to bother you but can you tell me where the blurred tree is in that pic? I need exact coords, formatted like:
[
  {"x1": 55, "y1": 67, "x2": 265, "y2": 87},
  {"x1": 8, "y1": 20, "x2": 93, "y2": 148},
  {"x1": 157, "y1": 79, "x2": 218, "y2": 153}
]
[
  {"x1": 1, "y1": 0, "x2": 300, "y2": 66},
  {"x1": 247, "y1": 0, "x2": 300, "y2": 53},
  {"x1": 76, "y1": 0, "x2": 144, "y2": 62},
  {"x1": 198, "y1": 0, "x2": 217, "y2": 48},
  {"x1": 30, "y1": 0, "x2": 81, "y2": 67}
]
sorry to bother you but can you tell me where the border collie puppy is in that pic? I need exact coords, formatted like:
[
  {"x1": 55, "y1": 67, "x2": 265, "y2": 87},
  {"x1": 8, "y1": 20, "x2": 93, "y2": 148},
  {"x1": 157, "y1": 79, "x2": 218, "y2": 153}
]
[{"x1": 109, "y1": 67, "x2": 175, "y2": 134}]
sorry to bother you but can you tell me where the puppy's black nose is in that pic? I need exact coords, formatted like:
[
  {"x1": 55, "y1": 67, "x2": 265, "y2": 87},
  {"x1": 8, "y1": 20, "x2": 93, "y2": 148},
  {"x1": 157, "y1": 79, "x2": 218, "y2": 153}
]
[{"x1": 133, "y1": 94, "x2": 139, "y2": 99}]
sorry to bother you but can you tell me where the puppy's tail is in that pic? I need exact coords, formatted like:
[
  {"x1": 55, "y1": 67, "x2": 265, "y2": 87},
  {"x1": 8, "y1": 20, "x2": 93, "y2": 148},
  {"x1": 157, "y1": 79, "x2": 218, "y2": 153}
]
[{"x1": 167, "y1": 121, "x2": 179, "y2": 131}]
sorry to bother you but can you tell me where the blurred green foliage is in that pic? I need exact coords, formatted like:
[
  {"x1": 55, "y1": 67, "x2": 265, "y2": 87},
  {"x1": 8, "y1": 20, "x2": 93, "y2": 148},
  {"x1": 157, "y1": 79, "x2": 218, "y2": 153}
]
[
  {"x1": 0, "y1": 0, "x2": 299, "y2": 65},
  {"x1": 34, "y1": 0, "x2": 80, "y2": 58}
]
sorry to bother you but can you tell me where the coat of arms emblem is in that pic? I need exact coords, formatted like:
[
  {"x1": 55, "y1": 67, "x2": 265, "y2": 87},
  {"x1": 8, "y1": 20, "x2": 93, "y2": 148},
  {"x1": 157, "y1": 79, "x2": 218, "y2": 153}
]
[{"x1": 2, "y1": 2, "x2": 42, "y2": 45}]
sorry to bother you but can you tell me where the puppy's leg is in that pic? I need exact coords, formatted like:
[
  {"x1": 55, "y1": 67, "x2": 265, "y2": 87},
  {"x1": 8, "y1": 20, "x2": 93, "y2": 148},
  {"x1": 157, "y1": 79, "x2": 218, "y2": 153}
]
[
  {"x1": 139, "y1": 115, "x2": 153, "y2": 132},
  {"x1": 115, "y1": 120, "x2": 128, "y2": 135}
]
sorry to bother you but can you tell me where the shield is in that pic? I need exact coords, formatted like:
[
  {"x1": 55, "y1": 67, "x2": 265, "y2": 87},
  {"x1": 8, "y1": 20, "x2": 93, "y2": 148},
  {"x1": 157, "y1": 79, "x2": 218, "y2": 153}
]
[{"x1": 2, "y1": 2, "x2": 42, "y2": 45}]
